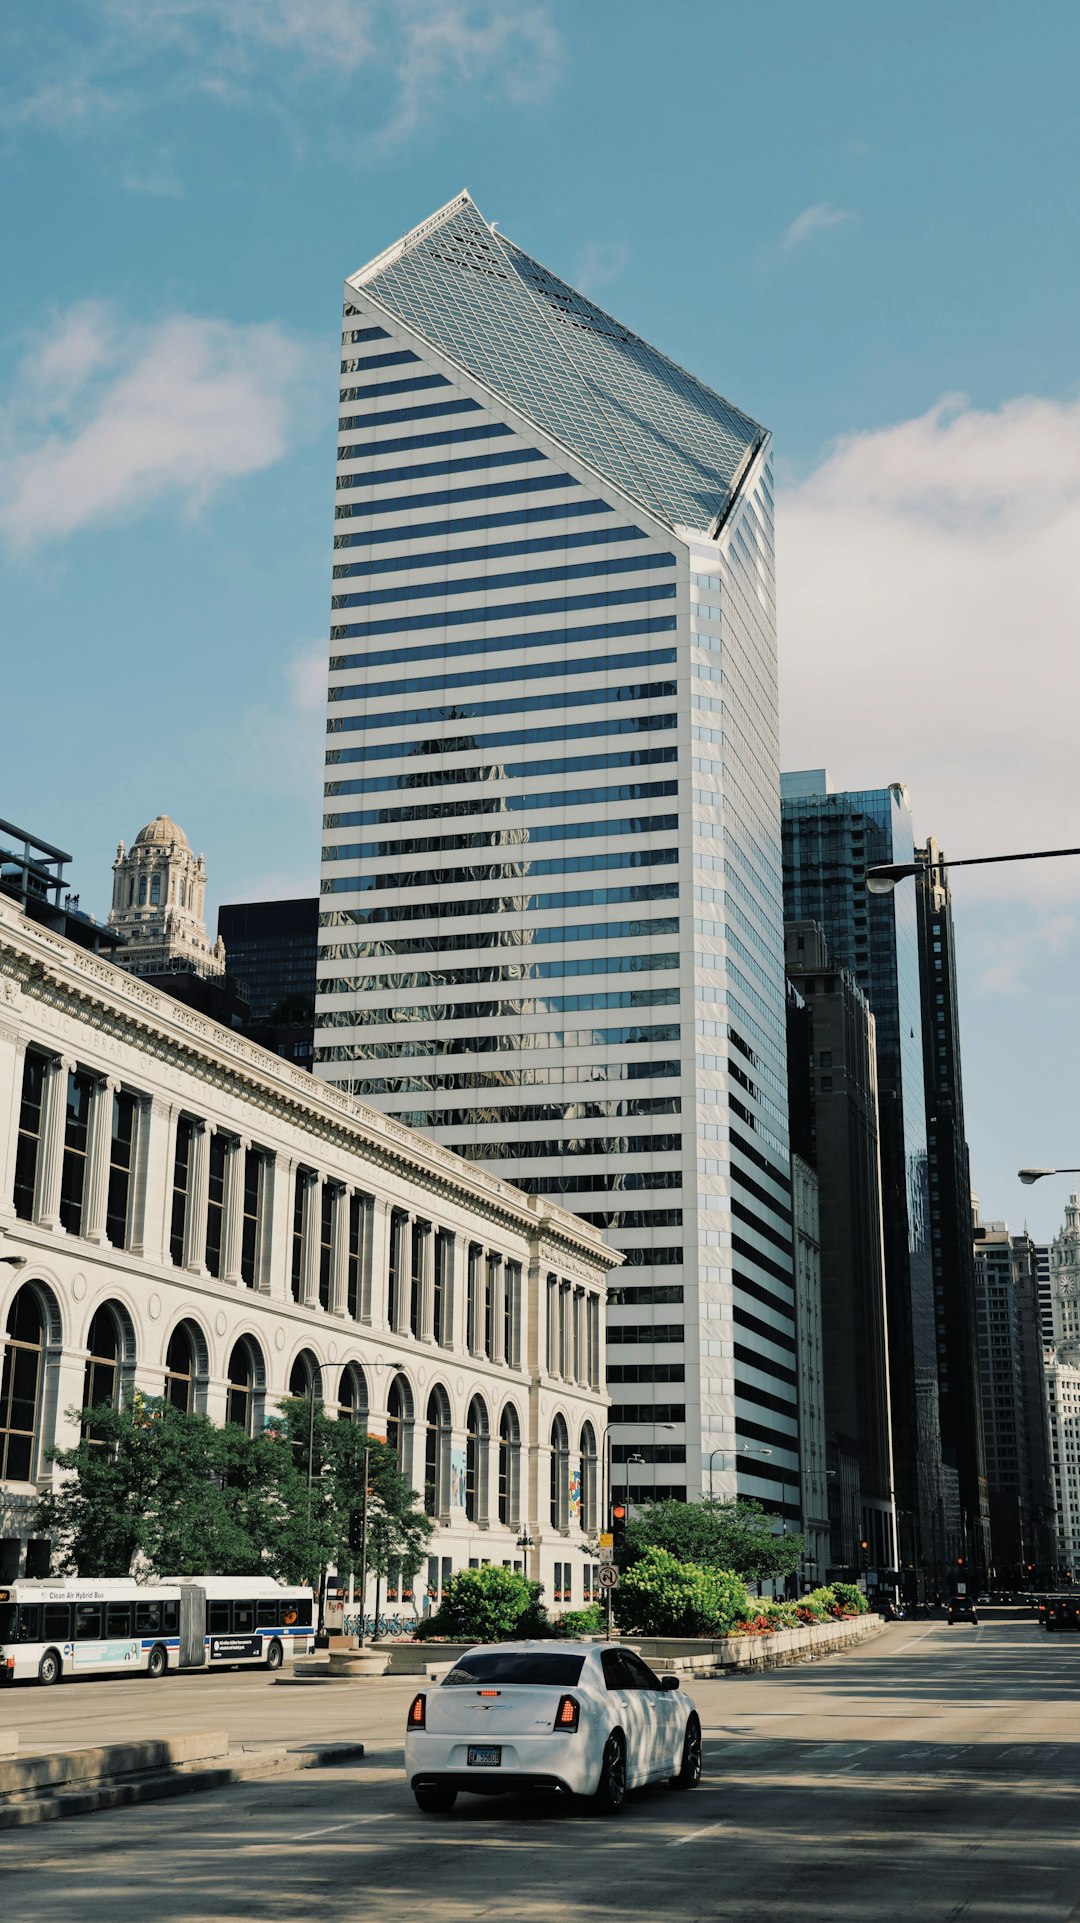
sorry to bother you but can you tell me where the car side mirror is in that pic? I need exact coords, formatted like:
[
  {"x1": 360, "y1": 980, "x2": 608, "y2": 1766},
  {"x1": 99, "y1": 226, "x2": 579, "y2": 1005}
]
[{"x1": 660, "y1": 1675, "x2": 680, "y2": 1690}]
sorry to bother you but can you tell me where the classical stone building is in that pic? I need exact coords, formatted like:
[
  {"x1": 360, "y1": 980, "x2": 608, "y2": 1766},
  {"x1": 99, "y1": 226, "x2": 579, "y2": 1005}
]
[
  {"x1": 1043, "y1": 1195, "x2": 1080, "y2": 1575},
  {"x1": 0, "y1": 892, "x2": 617, "y2": 1610},
  {"x1": 108, "y1": 815, "x2": 225, "y2": 980}
]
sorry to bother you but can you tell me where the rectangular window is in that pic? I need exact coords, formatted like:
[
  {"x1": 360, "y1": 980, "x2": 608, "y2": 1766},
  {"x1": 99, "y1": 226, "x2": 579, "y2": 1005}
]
[
  {"x1": 240, "y1": 1148, "x2": 264, "y2": 1288},
  {"x1": 204, "y1": 1132, "x2": 229, "y2": 1278},
  {"x1": 433, "y1": 1229, "x2": 449, "y2": 1347},
  {"x1": 59, "y1": 1069, "x2": 95, "y2": 1234},
  {"x1": 105, "y1": 1604, "x2": 132, "y2": 1637},
  {"x1": 43, "y1": 1604, "x2": 72, "y2": 1639},
  {"x1": 75, "y1": 1604, "x2": 102, "y2": 1640},
  {"x1": 134, "y1": 1601, "x2": 162, "y2": 1634},
  {"x1": 170, "y1": 1118, "x2": 195, "y2": 1266},
  {"x1": 257, "y1": 1602, "x2": 278, "y2": 1628},
  {"x1": 347, "y1": 1192, "x2": 363, "y2": 1319},
  {"x1": 106, "y1": 1090, "x2": 137, "y2": 1250},
  {"x1": 319, "y1": 1183, "x2": 335, "y2": 1312},
  {"x1": 207, "y1": 1602, "x2": 230, "y2": 1633},
  {"x1": 233, "y1": 1601, "x2": 255, "y2": 1633},
  {"x1": 13, "y1": 1052, "x2": 46, "y2": 1221},
  {"x1": 291, "y1": 1171, "x2": 307, "y2": 1302},
  {"x1": 505, "y1": 1261, "x2": 521, "y2": 1368}
]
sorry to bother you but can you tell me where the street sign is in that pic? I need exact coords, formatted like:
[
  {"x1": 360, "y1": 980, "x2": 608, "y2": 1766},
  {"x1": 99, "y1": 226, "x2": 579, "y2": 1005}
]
[
  {"x1": 599, "y1": 1545, "x2": 614, "y2": 1565},
  {"x1": 598, "y1": 1565, "x2": 619, "y2": 1591},
  {"x1": 599, "y1": 1532, "x2": 613, "y2": 1549}
]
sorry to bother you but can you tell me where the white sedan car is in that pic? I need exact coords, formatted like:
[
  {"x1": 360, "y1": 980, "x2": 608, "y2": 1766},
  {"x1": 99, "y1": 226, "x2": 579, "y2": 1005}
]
[{"x1": 404, "y1": 1641, "x2": 701, "y2": 1814}]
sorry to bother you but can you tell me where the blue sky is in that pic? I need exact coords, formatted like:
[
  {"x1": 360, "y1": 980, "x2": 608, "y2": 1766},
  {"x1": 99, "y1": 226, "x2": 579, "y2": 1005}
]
[{"x1": 2, "y1": 0, "x2": 1079, "y2": 1234}]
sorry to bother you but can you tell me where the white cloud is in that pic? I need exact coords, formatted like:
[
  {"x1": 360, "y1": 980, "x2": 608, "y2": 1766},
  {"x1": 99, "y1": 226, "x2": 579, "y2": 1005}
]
[
  {"x1": 2, "y1": 1, "x2": 561, "y2": 154},
  {"x1": 575, "y1": 238, "x2": 630, "y2": 298},
  {"x1": 228, "y1": 643, "x2": 329, "y2": 805},
  {"x1": 778, "y1": 391, "x2": 1080, "y2": 926},
  {"x1": 0, "y1": 305, "x2": 308, "y2": 547},
  {"x1": 781, "y1": 203, "x2": 855, "y2": 249}
]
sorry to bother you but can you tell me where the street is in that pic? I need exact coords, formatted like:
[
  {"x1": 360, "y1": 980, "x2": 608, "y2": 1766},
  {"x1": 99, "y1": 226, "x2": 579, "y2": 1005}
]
[{"x1": 2, "y1": 1614, "x2": 1078, "y2": 1923}]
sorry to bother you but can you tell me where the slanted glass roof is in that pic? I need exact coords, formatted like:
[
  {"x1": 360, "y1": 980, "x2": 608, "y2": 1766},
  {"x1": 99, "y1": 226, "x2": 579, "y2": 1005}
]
[{"x1": 348, "y1": 193, "x2": 766, "y2": 537}]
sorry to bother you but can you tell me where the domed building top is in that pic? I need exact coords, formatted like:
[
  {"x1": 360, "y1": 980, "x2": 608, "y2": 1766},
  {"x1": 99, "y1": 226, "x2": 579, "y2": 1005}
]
[
  {"x1": 108, "y1": 813, "x2": 225, "y2": 981},
  {"x1": 132, "y1": 814, "x2": 191, "y2": 851}
]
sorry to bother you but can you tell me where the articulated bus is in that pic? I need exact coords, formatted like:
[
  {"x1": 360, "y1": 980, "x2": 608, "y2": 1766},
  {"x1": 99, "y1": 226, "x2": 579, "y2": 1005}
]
[{"x1": 0, "y1": 1576, "x2": 314, "y2": 1686}]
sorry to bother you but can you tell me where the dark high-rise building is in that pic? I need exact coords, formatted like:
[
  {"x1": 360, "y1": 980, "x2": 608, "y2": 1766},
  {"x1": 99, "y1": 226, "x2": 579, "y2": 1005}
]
[
  {"x1": 973, "y1": 1211, "x2": 1055, "y2": 1581},
  {"x1": 781, "y1": 771, "x2": 947, "y2": 1592},
  {"x1": 1034, "y1": 1243, "x2": 1053, "y2": 1347},
  {"x1": 914, "y1": 840, "x2": 990, "y2": 1578},
  {"x1": 785, "y1": 921, "x2": 895, "y2": 1577},
  {"x1": 217, "y1": 899, "x2": 319, "y2": 1071}
]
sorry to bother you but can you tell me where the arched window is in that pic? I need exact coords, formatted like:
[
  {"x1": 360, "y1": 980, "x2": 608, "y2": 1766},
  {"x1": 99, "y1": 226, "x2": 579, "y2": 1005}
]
[
  {"x1": 498, "y1": 1404, "x2": 521, "y2": 1528},
  {"x1": 138, "y1": 875, "x2": 147, "y2": 906},
  {"x1": 164, "y1": 1323, "x2": 196, "y2": 1411},
  {"x1": 465, "y1": 1395, "x2": 489, "y2": 1524},
  {"x1": 580, "y1": 1422, "x2": 598, "y2": 1535},
  {"x1": 338, "y1": 1364, "x2": 368, "y2": 1426},
  {"x1": 0, "y1": 1286, "x2": 45, "y2": 1481},
  {"x1": 424, "y1": 1386, "x2": 451, "y2": 1519},
  {"x1": 150, "y1": 873, "x2": 161, "y2": 906},
  {"x1": 289, "y1": 1351, "x2": 322, "y2": 1399},
  {"x1": 386, "y1": 1373, "x2": 413, "y2": 1474},
  {"x1": 550, "y1": 1414, "x2": 570, "y2": 1531},
  {"x1": 226, "y1": 1338, "x2": 264, "y2": 1435},
  {"x1": 179, "y1": 877, "x2": 186, "y2": 908},
  {"x1": 81, "y1": 1305, "x2": 131, "y2": 1447}
]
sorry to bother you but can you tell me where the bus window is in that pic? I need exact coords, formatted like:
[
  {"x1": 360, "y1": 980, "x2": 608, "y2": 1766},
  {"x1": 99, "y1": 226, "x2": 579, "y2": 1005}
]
[
  {"x1": 134, "y1": 1601, "x2": 161, "y2": 1635},
  {"x1": 75, "y1": 1604, "x2": 102, "y2": 1640},
  {"x1": 0, "y1": 1604, "x2": 40, "y2": 1641},
  {"x1": 106, "y1": 1605, "x2": 132, "y2": 1637},
  {"x1": 281, "y1": 1602, "x2": 298, "y2": 1626},
  {"x1": 163, "y1": 1601, "x2": 179, "y2": 1634},
  {"x1": 207, "y1": 1602, "x2": 230, "y2": 1634},
  {"x1": 43, "y1": 1603, "x2": 71, "y2": 1640},
  {"x1": 233, "y1": 1602, "x2": 255, "y2": 1633},
  {"x1": 257, "y1": 1602, "x2": 278, "y2": 1628},
  {"x1": 294, "y1": 1597, "x2": 313, "y2": 1628}
]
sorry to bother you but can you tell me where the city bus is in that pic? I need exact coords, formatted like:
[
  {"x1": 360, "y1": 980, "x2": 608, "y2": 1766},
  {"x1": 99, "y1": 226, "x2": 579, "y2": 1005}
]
[{"x1": 0, "y1": 1576, "x2": 314, "y2": 1685}]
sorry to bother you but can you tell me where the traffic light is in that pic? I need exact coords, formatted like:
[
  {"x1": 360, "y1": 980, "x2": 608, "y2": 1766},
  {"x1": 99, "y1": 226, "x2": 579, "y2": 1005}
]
[
  {"x1": 860, "y1": 1539, "x2": 869, "y2": 1571},
  {"x1": 611, "y1": 1501, "x2": 628, "y2": 1553}
]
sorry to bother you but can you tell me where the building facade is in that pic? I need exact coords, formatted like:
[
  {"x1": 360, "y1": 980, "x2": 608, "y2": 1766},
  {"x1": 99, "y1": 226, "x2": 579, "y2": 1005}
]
[
  {"x1": 791, "y1": 1149, "x2": 829, "y2": 1587},
  {"x1": 785, "y1": 922, "x2": 896, "y2": 1577},
  {"x1": 915, "y1": 840, "x2": 990, "y2": 1578},
  {"x1": 972, "y1": 1211, "x2": 1054, "y2": 1582},
  {"x1": 1043, "y1": 1195, "x2": 1080, "y2": 1575},
  {"x1": 217, "y1": 898, "x2": 320, "y2": 1072},
  {"x1": 109, "y1": 816, "x2": 225, "y2": 981},
  {"x1": 781, "y1": 772, "x2": 945, "y2": 1590},
  {"x1": 315, "y1": 193, "x2": 796, "y2": 1517},
  {"x1": 0, "y1": 892, "x2": 616, "y2": 1608}
]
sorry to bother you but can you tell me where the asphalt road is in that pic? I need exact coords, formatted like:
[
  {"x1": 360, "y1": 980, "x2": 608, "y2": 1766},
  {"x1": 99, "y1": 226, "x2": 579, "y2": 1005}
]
[{"x1": 2, "y1": 1613, "x2": 1078, "y2": 1923}]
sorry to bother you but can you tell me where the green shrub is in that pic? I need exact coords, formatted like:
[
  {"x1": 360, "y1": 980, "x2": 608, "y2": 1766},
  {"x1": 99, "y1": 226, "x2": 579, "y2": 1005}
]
[
  {"x1": 554, "y1": 1603, "x2": 605, "y2": 1639},
  {"x1": 613, "y1": 1545, "x2": 751, "y2": 1637},
  {"x1": 413, "y1": 1566, "x2": 548, "y2": 1642},
  {"x1": 830, "y1": 1581, "x2": 868, "y2": 1615}
]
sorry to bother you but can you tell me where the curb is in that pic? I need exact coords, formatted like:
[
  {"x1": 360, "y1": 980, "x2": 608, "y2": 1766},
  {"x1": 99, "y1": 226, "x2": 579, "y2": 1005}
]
[{"x1": 0, "y1": 1740, "x2": 366, "y2": 1828}]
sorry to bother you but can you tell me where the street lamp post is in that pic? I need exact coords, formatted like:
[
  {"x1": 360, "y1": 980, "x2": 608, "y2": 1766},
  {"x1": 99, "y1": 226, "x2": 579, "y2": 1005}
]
[
  {"x1": 708, "y1": 1444, "x2": 773, "y2": 1499},
  {"x1": 866, "y1": 844, "x2": 1080, "y2": 894},
  {"x1": 1019, "y1": 1168, "x2": 1080, "y2": 1185}
]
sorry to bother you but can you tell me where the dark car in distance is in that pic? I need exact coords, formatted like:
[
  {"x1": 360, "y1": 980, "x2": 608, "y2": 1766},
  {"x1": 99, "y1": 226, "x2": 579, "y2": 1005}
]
[{"x1": 947, "y1": 1596, "x2": 979, "y2": 1625}]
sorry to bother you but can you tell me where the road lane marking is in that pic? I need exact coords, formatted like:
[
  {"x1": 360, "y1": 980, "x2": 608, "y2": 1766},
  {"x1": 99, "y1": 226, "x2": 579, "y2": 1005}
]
[
  {"x1": 669, "y1": 1821, "x2": 726, "y2": 1847},
  {"x1": 885, "y1": 1626, "x2": 939, "y2": 1656}
]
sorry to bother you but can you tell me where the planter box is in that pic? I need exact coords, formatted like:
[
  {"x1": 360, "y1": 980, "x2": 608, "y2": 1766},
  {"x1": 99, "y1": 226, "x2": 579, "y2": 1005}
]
[{"x1": 629, "y1": 1613, "x2": 882, "y2": 1676}]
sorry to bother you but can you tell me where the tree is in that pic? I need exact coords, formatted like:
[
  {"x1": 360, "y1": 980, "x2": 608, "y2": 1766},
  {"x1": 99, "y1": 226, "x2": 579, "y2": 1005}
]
[
  {"x1": 414, "y1": 1566, "x2": 548, "y2": 1642},
  {"x1": 623, "y1": 1497, "x2": 804, "y2": 1588},
  {"x1": 268, "y1": 1399, "x2": 434, "y2": 1594}
]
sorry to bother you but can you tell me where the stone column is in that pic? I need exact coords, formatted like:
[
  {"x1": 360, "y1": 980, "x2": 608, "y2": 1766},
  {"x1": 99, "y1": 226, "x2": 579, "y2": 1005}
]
[
  {"x1": 448, "y1": 1230, "x2": 469, "y2": 1354},
  {"x1": 392, "y1": 1211, "x2": 413, "y2": 1335},
  {"x1": 82, "y1": 1077, "x2": 117, "y2": 1246},
  {"x1": 489, "y1": 1254, "x2": 506, "y2": 1367},
  {"x1": 184, "y1": 1121, "x2": 210, "y2": 1275},
  {"x1": 222, "y1": 1137, "x2": 247, "y2": 1285},
  {"x1": 301, "y1": 1172, "x2": 322, "y2": 1307},
  {"x1": 34, "y1": 1056, "x2": 72, "y2": 1232},
  {"x1": 418, "y1": 1221, "x2": 435, "y2": 1343},
  {"x1": 367, "y1": 1194, "x2": 391, "y2": 1331},
  {"x1": 0, "y1": 1029, "x2": 28, "y2": 1225},
  {"x1": 331, "y1": 1185, "x2": 351, "y2": 1316},
  {"x1": 129, "y1": 1096, "x2": 170, "y2": 1263}
]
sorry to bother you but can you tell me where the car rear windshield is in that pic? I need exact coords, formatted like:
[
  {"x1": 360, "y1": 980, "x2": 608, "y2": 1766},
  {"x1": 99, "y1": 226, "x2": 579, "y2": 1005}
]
[{"x1": 443, "y1": 1652, "x2": 586, "y2": 1687}]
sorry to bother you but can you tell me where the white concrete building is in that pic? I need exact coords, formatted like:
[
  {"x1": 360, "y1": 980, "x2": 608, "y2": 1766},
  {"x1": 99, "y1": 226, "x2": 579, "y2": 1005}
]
[
  {"x1": 0, "y1": 892, "x2": 616, "y2": 1614},
  {"x1": 1044, "y1": 1195, "x2": 1080, "y2": 1573}
]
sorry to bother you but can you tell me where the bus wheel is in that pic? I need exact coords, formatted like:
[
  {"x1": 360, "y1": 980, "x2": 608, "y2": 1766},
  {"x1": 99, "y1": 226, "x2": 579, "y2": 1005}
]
[
  {"x1": 38, "y1": 1649, "x2": 61, "y2": 1686},
  {"x1": 265, "y1": 1640, "x2": 284, "y2": 1671},
  {"x1": 146, "y1": 1645, "x2": 168, "y2": 1679}
]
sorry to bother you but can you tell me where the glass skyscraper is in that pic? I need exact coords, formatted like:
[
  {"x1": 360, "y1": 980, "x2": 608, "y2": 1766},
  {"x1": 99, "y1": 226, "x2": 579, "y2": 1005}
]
[{"x1": 315, "y1": 193, "x2": 795, "y2": 1513}]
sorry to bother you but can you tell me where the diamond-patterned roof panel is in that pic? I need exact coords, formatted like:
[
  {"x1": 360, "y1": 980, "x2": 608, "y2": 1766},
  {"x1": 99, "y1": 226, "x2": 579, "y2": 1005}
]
[{"x1": 348, "y1": 194, "x2": 766, "y2": 535}]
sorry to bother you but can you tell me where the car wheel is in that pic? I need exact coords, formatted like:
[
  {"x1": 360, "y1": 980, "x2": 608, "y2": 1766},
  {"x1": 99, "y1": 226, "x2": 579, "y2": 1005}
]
[
  {"x1": 265, "y1": 1639, "x2": 284, "y2": 1671},
  {"x1": 671, "y1": 1714, "x2": 702, "y2": 1790},
  {"x1": 414, "y1": 1786, "x2": 457, "y2": 1814},
  {"x1": 146, "y1": 1644, "x2": 168, "y2": 1679},
  {"x1": 591, "y1": 1730, "x2": 627, "y2": 1815},
  {"x1": 38, "y1": 1648, "x2": 61, "y2": 1687}
]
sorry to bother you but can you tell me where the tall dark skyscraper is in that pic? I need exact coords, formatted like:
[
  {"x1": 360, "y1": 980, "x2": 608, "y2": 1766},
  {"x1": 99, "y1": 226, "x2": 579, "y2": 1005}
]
[
  {"x1": 914, "y1": 840, "x2": 990, "y2": 1576},
  {"x1": 217, "y1": 898, "x2": 319, "y2": 1070},
  {"x1": 781, "y1": 771, "x2": 948, "y2": 1589},
  {"x1": 973, "y1": 1211, "x2": 1055, "y2": 1579},
  {"x1": 785, "y1": 921, "x2": 895, "y2": 1576}
]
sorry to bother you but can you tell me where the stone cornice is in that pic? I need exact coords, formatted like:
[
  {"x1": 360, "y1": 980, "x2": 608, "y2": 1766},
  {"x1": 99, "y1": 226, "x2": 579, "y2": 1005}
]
[{"x1": 0, "y1": 898, "x2": 619, "y2": 1274}]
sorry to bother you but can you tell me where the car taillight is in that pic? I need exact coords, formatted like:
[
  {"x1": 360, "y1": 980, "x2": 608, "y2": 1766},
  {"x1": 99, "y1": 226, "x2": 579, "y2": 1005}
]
[
  {"x1": 555, "y1": 1694, "x2": 580, "y2": 1732},
  {"x1": 408, "y1": 1692, "x2": 426, "y2": 1730}
]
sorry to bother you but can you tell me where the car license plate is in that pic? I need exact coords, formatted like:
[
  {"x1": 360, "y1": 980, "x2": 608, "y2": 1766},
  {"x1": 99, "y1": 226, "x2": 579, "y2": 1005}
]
[{"x1": 467, "y1": 1746, "x2": 502, "y2": 1767}]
